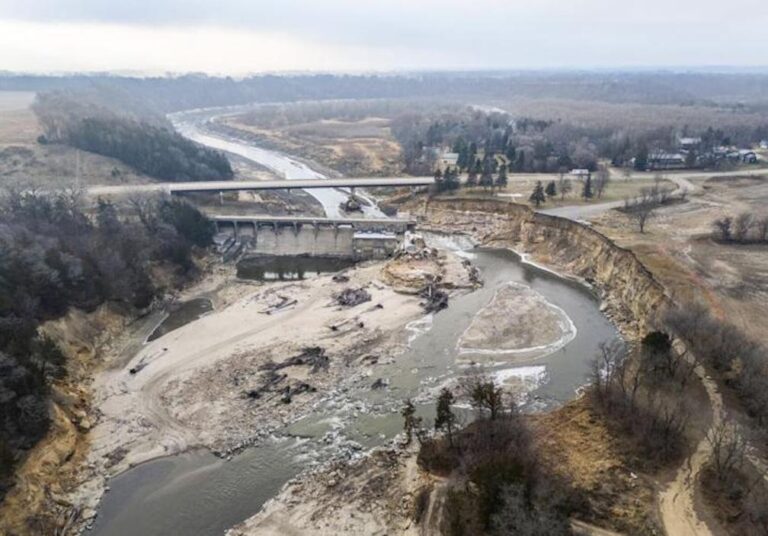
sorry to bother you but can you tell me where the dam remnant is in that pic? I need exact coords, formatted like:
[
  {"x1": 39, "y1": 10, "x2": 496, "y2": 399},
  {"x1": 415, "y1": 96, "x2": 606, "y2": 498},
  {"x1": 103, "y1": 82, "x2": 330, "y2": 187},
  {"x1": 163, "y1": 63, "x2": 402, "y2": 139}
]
[{"x1": 212, "y1": 215, "x2": 416, "y2": 260}]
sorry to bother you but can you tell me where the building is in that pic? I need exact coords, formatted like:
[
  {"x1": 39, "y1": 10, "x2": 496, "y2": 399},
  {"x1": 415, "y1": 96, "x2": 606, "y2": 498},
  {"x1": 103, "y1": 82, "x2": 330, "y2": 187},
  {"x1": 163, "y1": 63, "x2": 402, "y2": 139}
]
[
  {"x1": 648, "y1": 151, "x2": 686, "y2": 170},
  {"x1": 678, "y1": 137, "x2": 701, "y2": 150},
  {"x1": 439, "y1": 152, "x2": 459, "y2": 169},
  {"x1": 738, "y1": 150, "x2": 758, "y2": 164},
  {"x1": 570, "y1": 169, "x2": 591, "y2": 178},
  {"x1": 760, "y1": 140, "x2": 768, "y2": 150}
]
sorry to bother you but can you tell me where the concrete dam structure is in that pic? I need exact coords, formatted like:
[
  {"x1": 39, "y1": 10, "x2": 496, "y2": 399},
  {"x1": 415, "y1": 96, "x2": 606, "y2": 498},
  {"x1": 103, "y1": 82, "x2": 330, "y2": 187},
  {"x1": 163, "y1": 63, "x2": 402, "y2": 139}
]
[{"x1": 212, "y1": 215, "x2": 416, "y2": 260}]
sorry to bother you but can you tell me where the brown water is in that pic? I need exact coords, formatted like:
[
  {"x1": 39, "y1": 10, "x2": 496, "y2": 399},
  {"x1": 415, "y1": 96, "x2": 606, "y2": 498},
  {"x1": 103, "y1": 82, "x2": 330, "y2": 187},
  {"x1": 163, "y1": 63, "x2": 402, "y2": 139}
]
[{"x1": 89, "y1": 239, "x2": 621, "y2": 536}]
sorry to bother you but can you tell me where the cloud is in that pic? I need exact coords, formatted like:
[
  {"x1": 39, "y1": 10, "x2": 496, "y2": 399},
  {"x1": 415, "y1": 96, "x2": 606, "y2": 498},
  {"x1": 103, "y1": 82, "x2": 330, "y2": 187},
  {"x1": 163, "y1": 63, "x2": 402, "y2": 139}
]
[{"x1": 0, "y1": 0, "x2": 766, "y2": 73}]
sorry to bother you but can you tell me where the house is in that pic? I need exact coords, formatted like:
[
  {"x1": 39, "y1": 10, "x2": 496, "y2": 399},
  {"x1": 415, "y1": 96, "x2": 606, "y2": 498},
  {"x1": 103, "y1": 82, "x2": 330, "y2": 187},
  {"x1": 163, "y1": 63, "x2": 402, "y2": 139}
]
[
  {"x1": 648, "y1": 151, "x2": 686, "y2": 170},
  {"x1": 760, "y1": 140, "x2": 768, "y2": 150},
  {"x1": 678, "y1": 137, "x2": 701, "y2": 150},
  {"x1": 738, "y1": 150, "x2": 758, "y2": 164},
  {"x1": 440, "y1": 152, "x2": 459, "y2": 169},
  {"x1": 570, "y1": 169, "x2": 591, "y2": 178}
]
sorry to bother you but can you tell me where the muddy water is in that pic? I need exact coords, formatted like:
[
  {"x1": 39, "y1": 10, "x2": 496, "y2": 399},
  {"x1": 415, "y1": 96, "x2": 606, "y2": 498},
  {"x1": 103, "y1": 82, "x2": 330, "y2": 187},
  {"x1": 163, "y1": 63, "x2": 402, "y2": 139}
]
[
  {"x1": 90, "y1": 238, "x2": 620, "y2": 536},
  {"x1": 147, "y1": 299, "x2": 214, "y2": 342}
]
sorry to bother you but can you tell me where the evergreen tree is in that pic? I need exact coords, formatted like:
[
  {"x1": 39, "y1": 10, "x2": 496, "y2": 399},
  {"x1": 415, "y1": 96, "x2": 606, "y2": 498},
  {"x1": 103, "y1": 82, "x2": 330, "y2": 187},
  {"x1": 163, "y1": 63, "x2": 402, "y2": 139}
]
[
  {"x1": 401, "y1": 399, "x2": 420, "y2": 445},
  {"x1": 435, "y1": 388, "x2": 457, "y2": 447},
  {"x1": 634, "y1": 145, "x2": 649, "y2": 171},
  {"x1": 495, "y1": 164, "x2": 508, "y2": 189},
  {"x1": 545, "y1": 180, "x2": 557, "y2": 198},
  {"x1": 582, "y1": 175, "x2": 594, "y2": 199},
  {"x1": 529, "y1": 181, "x2": 546, "y2": 208},
  {"x1": 479, "y1": 157, "x2": 494, "y2": 191}
]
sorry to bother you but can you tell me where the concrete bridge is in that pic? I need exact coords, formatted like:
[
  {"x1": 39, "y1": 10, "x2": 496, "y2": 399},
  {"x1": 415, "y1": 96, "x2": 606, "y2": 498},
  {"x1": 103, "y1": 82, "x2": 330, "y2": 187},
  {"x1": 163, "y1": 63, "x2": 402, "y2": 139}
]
[
  {"x1": 211, "y1": 215, "x2": 416, "y2": 237},
  {"x1": 86, "y1": 177, "x2": 434, "y2": 197}
]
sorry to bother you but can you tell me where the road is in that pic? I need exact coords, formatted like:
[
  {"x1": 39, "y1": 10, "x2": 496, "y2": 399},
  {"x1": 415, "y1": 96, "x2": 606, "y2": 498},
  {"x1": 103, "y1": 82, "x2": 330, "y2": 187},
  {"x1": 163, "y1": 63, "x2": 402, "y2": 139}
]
[{"x1": 85, "y1": 177, "x2": 434, "y2": 197}]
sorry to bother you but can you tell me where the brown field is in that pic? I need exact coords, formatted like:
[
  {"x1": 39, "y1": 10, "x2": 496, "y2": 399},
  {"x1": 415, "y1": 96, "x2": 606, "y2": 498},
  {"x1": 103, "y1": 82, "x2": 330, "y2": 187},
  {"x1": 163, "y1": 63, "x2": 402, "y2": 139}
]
[
  {"x1": 222, "y1": 115, "x2": 403, "y2": 177},
  {"x1": 0, "y1": 103, "x2": 153, "y2": 189}
]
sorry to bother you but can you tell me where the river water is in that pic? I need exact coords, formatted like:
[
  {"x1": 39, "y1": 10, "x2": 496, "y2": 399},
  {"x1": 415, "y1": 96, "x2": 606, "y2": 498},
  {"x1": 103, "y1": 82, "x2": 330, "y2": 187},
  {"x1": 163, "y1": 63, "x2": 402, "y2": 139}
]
[
  {"x1": 169, "y1": 108, "x2": 384, "y2": 219},
  {"x1": 88, "y1": 113, "x2": 620, "y2": 536}
]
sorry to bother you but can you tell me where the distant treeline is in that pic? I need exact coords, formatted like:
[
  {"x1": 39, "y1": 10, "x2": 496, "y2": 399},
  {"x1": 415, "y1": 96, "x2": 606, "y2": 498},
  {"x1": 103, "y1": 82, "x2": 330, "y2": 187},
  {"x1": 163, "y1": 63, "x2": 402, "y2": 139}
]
[
  {"x1": 33, "y1": 92, "x2": 233, "y2": 182},
  {"x1": 0, "y1": 191, "x2": 213, "y2": 497},
  {"x1": 392, "y1": 106, "x2": 768, "y2": 175},
  {"x1": 5, "y1": 71, "x2": 768, "y2": 114}
]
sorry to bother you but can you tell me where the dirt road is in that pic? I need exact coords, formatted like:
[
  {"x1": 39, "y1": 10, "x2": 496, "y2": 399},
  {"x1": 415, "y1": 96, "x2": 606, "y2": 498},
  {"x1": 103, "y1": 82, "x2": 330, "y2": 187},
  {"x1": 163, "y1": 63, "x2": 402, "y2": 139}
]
[{"x1": 658, "y1": 353, "x2": 724, "y2": 536}]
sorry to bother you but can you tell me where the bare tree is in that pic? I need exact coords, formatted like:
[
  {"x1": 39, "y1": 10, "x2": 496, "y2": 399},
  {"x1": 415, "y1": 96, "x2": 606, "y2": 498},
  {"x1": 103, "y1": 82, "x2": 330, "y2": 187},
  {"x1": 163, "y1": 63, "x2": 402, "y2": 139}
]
[
  {"x1": 707, "y1": 422, "x2": 747, "y2": 481},
  {"x1": 712, "y1": 217, "x2": 733, "y2": 242},
  {"x1": 594, "y1": 165, "x2": 611, "y2": 198},
  {"x1": 734, "y1": 212, "x2": 754, "y2": 242},
  {"x1": 625, "y1": 194, "x2": 657, "y2": 233}
]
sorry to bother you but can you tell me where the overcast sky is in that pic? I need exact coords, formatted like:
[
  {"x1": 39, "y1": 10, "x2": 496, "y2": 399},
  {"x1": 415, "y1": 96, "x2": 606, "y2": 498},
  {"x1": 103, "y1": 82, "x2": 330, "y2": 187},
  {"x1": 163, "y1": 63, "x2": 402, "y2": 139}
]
[{"x1": 1, "y1": 0, "x2": 766, "y2": 74}]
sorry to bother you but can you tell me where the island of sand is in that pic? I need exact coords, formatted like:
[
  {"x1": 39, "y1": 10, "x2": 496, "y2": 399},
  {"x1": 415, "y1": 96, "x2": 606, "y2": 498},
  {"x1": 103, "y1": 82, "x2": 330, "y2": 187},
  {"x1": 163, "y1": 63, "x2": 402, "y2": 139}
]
[{"x1": 457, "y1": 282, "x2": 576, "y2": 360}]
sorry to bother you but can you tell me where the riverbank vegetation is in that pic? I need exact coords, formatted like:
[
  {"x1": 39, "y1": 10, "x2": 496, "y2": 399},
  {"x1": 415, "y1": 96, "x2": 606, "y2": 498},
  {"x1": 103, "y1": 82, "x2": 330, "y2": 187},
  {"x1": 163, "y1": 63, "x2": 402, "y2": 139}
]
[
  {"x1": 0, "y1": 191, "x2": 213, "y2": 499},
  {"x1": 32, "y1": 92, "x2": 233, "y2": 182}
]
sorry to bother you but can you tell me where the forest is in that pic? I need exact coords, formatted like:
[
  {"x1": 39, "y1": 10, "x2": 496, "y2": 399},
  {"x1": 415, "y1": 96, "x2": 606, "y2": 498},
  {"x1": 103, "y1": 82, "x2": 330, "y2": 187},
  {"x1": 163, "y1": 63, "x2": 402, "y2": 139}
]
[
  {"x1": 391, "y1": 106, "x2": 768, "y2": 175},
  {"x1": 0, "y1": 191, "x2": 214, "y2": 497},
  {"x1": 32, "y1": 92, "x2": 233, "y2": 182}
]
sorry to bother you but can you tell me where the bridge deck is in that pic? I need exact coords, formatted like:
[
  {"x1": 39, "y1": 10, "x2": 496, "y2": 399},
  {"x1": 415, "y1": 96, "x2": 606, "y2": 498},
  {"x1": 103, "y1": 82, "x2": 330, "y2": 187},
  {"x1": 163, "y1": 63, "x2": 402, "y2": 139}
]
[
  {"x1": 211, "y1": 215, "x2": 415, "y2": 226},
  {"x1": 86, "y1": 177, "x2": 433, "y2": 197}
]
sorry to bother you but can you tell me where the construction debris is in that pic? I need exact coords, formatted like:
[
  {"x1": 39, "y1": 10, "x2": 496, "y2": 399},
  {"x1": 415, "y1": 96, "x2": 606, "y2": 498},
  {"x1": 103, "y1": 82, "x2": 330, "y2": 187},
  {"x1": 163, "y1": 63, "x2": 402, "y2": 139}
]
[
  {"x1": 332, "y1": 274, "x2": 350, "y2": 283},
  {"x1": 419, "y1": 283, "x2": 449, "y2": 313},
  {"x1": 259, "y1": 347, "x2": 330, "y2": 374},
  {"x1": 259, "y1": 295, "x2": 298, "y2": 315},
  {"x1": 335, "y1": 288, "x2": 372, "y2": 307}
]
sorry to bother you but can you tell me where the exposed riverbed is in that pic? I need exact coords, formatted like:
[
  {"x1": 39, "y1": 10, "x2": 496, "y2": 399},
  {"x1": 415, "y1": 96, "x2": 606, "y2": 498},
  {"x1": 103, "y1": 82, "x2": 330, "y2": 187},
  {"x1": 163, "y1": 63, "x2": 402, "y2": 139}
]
[
  {"x1": 85, "y1": 113, "x2": 620, "y2": 536},
  {"x1": 89, "y1": 239, "x2": 619, "y2": 536}
]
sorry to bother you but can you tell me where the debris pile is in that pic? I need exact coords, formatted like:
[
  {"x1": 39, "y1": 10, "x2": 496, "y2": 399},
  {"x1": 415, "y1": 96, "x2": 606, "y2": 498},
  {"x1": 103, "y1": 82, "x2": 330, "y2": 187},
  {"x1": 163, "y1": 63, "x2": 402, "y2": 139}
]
[
  {"x1": 419, "y1": 283, "x2": 449, "y2": 312},
  {"x1": 335, "y1": 287, "x2": 372, "y2": 307},
  {"x1": 259, "y1": 346, "x2": 330, "y2": 374}
]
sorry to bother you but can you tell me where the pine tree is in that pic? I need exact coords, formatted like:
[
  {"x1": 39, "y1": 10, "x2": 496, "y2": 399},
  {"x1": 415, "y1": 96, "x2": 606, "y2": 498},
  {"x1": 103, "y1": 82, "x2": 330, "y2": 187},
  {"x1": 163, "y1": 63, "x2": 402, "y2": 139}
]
[
  {"x1": 402, "y1": 399, "x2": 418, "y2": 445},
  {"x1": 496, "y1": 164, "x2": 508, "y2": 189},
  {"x1": 582, "y1": 175, "x2": 594, "y2": 199},
  {"x1": 529, "y1": 181, "x2": 546, "y2": 208},
  {"x1": 545, "y1": 180, "x2": 557, "y2": 198},
  {"x1": 435, "y1": 388, "x2": 457, "y2": 447}
]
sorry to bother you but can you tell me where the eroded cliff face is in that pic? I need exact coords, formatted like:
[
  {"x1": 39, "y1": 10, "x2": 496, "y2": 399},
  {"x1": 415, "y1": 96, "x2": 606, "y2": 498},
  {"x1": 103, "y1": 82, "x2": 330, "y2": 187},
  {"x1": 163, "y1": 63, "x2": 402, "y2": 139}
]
[
  {"x1": 417, "y1": 197, "x2": 670, "y2": 337},
  {"x1": 0, "y1": 305, "x2": 131, "y2": 536}
]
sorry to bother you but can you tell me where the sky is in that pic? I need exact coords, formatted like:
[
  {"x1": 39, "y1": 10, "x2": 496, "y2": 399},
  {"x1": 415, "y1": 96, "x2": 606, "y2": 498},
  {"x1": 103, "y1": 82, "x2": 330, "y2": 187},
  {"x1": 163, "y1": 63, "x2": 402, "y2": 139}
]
[{"x1": 0, "y1": 0, "x2": 766, "y2": 75}]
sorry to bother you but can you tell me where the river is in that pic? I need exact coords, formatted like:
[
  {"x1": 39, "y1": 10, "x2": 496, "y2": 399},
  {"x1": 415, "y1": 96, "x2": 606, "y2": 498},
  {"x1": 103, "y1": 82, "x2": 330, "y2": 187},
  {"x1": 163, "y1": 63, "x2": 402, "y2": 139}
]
[
  {"x1": 169, "y1": 107, "x2": 384, "y2": 219},
  {"x1": 88, "y1": 111, "x2": 620, "y2": 536}
]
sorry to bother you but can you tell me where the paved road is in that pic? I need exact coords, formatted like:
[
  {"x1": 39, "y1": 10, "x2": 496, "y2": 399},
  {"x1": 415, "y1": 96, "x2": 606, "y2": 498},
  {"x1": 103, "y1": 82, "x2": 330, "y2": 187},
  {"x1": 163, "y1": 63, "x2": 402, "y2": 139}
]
[{"x1": 537, "y1": 169, "x2": 764, "y2": 221}]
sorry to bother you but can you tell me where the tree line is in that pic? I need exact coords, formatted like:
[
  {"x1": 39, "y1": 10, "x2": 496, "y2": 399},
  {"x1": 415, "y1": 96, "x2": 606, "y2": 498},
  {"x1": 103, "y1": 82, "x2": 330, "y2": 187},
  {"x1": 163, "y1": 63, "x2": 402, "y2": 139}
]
[
  {"x1": 712, "y1": 212, "x2": 768, "y2": 243},
  {"x1": 33, "y1": 92, "x2": 234, "y2": 182},
  {"x1": 404, "y1": 373, "x2": 578, "y2": 535},
  {"x1": 0, "y1": 191, "x2": 214, "y2": 497}
]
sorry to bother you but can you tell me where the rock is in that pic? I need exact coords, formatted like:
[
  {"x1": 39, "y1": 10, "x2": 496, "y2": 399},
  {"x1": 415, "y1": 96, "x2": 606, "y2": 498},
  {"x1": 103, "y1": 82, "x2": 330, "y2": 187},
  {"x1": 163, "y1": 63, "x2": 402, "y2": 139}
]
[
  {"x1": 335, "y1": 288, "x2": 372, "y2": 307},
  {"x1": 371, "y1": 378, "x2": 389, "y2": 390}
]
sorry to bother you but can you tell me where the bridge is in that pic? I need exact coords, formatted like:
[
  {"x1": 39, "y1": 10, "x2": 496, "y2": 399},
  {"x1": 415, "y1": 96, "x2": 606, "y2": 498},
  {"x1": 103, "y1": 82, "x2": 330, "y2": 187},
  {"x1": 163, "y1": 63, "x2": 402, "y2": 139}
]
[
  {"x1": 211, "y1": 215, "x2": 416, "y2": 237},
  {"x1": 86, "y1": 177, "x2": 434, "y2": 197}
]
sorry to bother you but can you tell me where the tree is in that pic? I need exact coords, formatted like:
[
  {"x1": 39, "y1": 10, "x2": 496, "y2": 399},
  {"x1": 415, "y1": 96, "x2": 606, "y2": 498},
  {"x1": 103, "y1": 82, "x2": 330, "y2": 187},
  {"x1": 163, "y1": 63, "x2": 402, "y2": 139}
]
[
  {"x1": 557, "y1": 175, "x2": 572, "y2": 200},
  {"x1": 685, "y1": 149, "x2": 698, "y2": 169},
  {"x1": 544, "y1": 180, "x2": 557, "y2": 198},
  {"x1": 581, "y1": 175, "x2": 594, "y2": 199},
  {"x1": 480, "y1": 159, "x2": 495, "y2": 191},
  {"x1": 471, "y1": 382, "x2": 504, "y2": 420},
  {"x1": 625, "y1": 194, "x2": 656, "y2": 233},
  {"x1": 402, "y1": 399, "x2": 420, "y2": 445},
  {"x1": 495, "y1": 164, "x2": 508, "y2": 189},
  {"x1": 435, "y1": 388, "x2": 457, "y2": 447},
  {"x1": 634, "y1": 145, "x2": 649, "y2": 171},
  {"x1": 529, "y1": 181, "x2": 546, "y2": 208},
  {"x1": 594, "y1": 165, "x2": 610, "y2": 198},
  {"x1": 713, "y1": 217, "x2": 733, "y2": 242}
]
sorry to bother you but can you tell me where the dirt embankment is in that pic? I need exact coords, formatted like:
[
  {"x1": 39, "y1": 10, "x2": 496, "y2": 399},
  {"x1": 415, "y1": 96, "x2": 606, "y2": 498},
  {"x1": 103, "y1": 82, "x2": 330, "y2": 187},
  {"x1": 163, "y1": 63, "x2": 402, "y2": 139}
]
[
  {"x1": 417, "y1": 197, "x2": 670, "y2": 337},
  {"x1": 0, "y1": 305, "x2": 134, "y2": 536}
]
